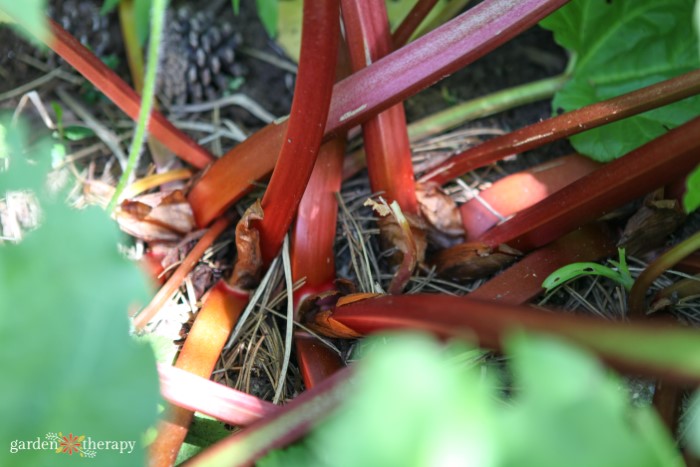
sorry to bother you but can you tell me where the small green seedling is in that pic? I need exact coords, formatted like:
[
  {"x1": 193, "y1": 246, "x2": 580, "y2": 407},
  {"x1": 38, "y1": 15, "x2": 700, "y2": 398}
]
[{"x1": 542, "y1": 248, "x2": 634, "y2": 294}]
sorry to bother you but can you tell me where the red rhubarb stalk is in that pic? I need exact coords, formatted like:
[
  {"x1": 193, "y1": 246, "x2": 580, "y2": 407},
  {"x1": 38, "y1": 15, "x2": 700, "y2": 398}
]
[
  {"x1": 460, "y1": 154, "x2": 600, "y2": 240},
  {"x1": 291, "y1": 138, "x2": 347, "y2": 388},
  {"x1": 157, "y1": 364, "x2": 276, "y2": 426},
  {"x1": 314, "y1": 294, "x2": 700, "y2": 384},
  {"x1": 421, "y1": 69, "x2": 700, "y2": 185},
  {"x1": 38, "y1": 19, "x2": 214, "y2": 168},
  {"x1": 391, "y1": 0, "x2": 440, "y2": 48},
  {"x1": 291, "y1": 138, "x2": 345, "y2": 306},
  {"x1": 467, "y1": 223, "x2": 616, "y2": 304},
  {"x1": 342, "y1": 0, "x2": 425, "y2": 293},
  {"x1": 255, "y1": 0, "x2": 340, "y2": 264},
  {"x1": 185, "y1": 367, "x2": 353, "y2": 467},
  {"x1": 477, "y1": 116, "x2": 700, "y2": 252},
  {"x1": 188, "y1": 0, "x2": 571, "y2": 227}
]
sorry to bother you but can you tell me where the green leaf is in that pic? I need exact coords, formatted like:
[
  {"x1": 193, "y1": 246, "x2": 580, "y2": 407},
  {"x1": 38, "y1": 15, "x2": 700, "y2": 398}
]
[
  {"x1": 176, "y1": 416, "x2": 233, "y2": 464},
  {"x1": 502, "y1": 333, "x2": 682, "y2": 467},
  {"x1": 0, "y1": 0, "x2": 48, "y2": 43},
  {"x1": 100, "y1": 0, "x2": 121, "y2": 15},
  {"x1": 0, "y1": 119, "x2": 159, "y2": 466},
  {"x1": 684, "y1": 164, "x2": 700, "y2": 213},
  {"x1": 261, "y1": 332, "x2": 681, "y2": 466},
  {"x1": 256, "y1": 0, "x2": 278, "y2": 38},
  {"x1": 134, "y1": 0, "x2": 153, "y2": 45},
  {"x1": 231, "y1": 0, "x2": 240, "y2": 15},
  {"x1": 540, "y1": 0, "x2": 700, "y2": 162},
  {"x1": 542, "y1": 248, "x2": 633, "y2": 293}
]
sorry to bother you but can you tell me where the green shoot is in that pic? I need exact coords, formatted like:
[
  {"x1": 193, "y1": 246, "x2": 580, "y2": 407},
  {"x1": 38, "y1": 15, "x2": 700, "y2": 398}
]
[
  {"x1": 107, "y1": 0, "x2": 167, "y2": 212},
  {"x1": 542, "y1": 248, "x2": 634, "y2": 294}
]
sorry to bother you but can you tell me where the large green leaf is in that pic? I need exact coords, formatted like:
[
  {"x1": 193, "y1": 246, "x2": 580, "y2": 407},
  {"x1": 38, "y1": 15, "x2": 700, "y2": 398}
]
[
  {"x1": 0, "y1": 120, "x2": 159, "y2": 465},
  {"x1": 260, "y1": 332, "x2": 684, "y2": 466},
  {"x1": 540, "y1": 0, "x2": 700, "y2": 162}
]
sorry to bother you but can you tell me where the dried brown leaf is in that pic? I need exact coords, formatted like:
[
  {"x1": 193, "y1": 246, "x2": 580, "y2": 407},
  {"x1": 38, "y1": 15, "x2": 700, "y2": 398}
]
[
  {"x1": 618, "y1": 195, "x2": 686, "y2": 255},
  {"x1": 229, "y1": 201, "x2": 264, "y2": 290},
  {"x1": 431, "y1": 242, "x2": 521, "y2": 281},
  {"x1": 116, "y1": 190, "x2": 195, "y2": 242},
  {"x1": 416, "y1": 182, "x2": 464, "y2": 248}
]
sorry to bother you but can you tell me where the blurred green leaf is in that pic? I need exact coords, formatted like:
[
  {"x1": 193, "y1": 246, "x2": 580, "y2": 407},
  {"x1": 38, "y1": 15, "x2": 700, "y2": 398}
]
[
  {"x1": 685, "y1": 165, "x2": 700, "y2": 213},
  {"x1": 176, "y1": 416, "x2": 233, "y2": 464},
  {"x1": 256, "y1": 0, "x2": 278, "y2": 38},
  {"x1": 100, "y1": 0, "x2": 121, "y2": 15},
  {"x1": 261, "y1": 332, "x2": 682, "y2": 466},
  {"x1": 0, "y1": 0, "x2": 48, "y2": 43},
  {"x1": 134, "y1": 0, "x2": 153, "y2": 45},
  {"x1": 540, "y1": 0, "x2": 700, "y2": 162},
  {"x1": 0, "y1": 118, "x2": 159, "y2": 465},
  {"x1": 231, "y1": 0, "x2": 240, "y2": 15}
]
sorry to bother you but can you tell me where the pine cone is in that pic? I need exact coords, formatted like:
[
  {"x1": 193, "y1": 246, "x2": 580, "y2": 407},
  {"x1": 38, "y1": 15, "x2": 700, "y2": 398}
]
[
  {"x1": 159, "y1": 4, "x2": 243, "y2": 106},
  {"x1": 48, "y1": 0, "x2": 122, "y2": 62}
]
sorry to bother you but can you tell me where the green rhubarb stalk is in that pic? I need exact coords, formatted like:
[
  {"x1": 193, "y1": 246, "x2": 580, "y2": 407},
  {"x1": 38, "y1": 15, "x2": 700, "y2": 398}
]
[{"x1": 408, "y1": 72, "x2": 569, "y2": 142}]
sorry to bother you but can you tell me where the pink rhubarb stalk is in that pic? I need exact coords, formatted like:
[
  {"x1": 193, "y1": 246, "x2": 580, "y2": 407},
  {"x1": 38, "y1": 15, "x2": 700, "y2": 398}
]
[
  {"x1": 158, "y1": 364, "x2": 276, "y2": 426},
  {"x1": 460, "y1": 154, "x2": 600, "y2": 240}
]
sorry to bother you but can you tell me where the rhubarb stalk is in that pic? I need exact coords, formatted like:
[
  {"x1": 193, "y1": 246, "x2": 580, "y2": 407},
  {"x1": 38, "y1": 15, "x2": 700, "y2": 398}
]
[
  {"x1": 308, "y1": 294, "x2": 700, "y2": 384},
  {"x1": 188, "y1": 0, "x2": 571, "y2": 227},
  {"x1": 421, "y1": 69, "x2": 700, "y2": 185}
]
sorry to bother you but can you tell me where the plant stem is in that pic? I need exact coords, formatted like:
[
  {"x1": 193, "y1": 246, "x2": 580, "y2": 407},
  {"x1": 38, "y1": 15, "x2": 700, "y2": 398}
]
[
  {"x1": 107, "y1": 0, "x2": 168, "y2": 212},
  {"x1": 313, "y1": 294, "x2": 700, "y2": 384},
  {"x1": 629, "y1": 230, "x2": 700, "y2": 318},
  {"x1": 459, "y1": 154, "x2": 599, "y2": 240},
  {"x1": 467, "y1": 223, "x2": 615, "y2": 304},
  {"x1": 477, "y1": 116, "x2": 700, "y2": 252},
  {"x1": 391, "y1": 0, "x2": 439, "y2": 48},
  {"x1": 409, "y1": 72, "x2": 569, "y2": 143},
  {"x1": 157, "y1": 364, "x2": 276, "y2": 426},
  {"x1": 186, "y1": 366, "x2": 353, "y2": 466},
  {"x1": 255, "y1": 0, "x2": 340, "y2": 264},
  {"x1": 189, "y1": 0, "x2": 570, "y2": 227},
  {"x1": 35, "y1": 18, "x2": 214, "y2": 167},
  {"x1": 149, "y1": 282, "x2": 249, "y2": 467},
  {"x1": 421, "y1": 69, "x2": 700, "y2": 185}
]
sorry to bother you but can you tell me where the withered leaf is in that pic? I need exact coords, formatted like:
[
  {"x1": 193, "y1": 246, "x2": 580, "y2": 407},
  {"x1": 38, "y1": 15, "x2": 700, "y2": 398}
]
[
  {"x1": 229, "y1": 200, "x2": 264, "y2": 290},
  {"x1": 116, "y1": 190, "x2": 195, "y2": 242},
  {"x1": 618, "y1": 197, "x2": 685, "y2": 256},
  {"x1": 416, "y1": 182, "x2": 465, "y2": 248},
  {"x1": 377, "y1": 207, "x2": 428, "y2": 294},
  {"x1": 431, "y1": 242, "x2": 521, "y2": 281}
]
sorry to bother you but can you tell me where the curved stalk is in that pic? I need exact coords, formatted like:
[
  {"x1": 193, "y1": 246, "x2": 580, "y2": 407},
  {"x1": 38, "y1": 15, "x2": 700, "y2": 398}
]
[
  {"x1": 255, "y1": 0, "x2": 341, "y2": 264},
  {"x1": 629, "y1": 230, "x2": 700, "y2": 317}
]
